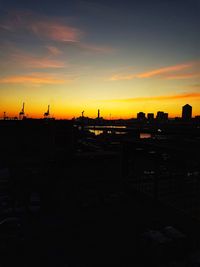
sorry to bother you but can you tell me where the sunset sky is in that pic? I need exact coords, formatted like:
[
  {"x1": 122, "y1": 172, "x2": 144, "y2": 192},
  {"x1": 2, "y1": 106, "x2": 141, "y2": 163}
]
[{"x1": 0, "y1": 0, "x2": 199, "y2": 119}]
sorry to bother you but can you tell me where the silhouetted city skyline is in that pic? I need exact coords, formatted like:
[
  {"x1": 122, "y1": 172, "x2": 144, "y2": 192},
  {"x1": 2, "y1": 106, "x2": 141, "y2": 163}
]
[
  {"x1": 0, "y1": 1, "x2": 199, "y2": 266},
  {"x1": 1, "y1": 103, "x2": 199, "y2": 121},
  {"x1": 0, "y1": 0, "x2": 199, "y2": 119}
]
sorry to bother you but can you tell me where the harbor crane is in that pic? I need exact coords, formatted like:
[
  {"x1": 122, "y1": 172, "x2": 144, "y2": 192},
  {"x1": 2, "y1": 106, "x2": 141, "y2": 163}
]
[
  {"x1": 19, "y1": 103, "x2": 25, "y2": 119},
  {"x1": 44, "y1": 105, "x2": 50, "y2": 119}
]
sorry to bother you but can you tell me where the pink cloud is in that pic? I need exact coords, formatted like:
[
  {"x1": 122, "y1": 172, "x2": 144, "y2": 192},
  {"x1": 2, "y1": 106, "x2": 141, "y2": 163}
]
[
  {"x1": 30, "y1": 21, "x2": 80, "y2": 42},
  {"x1": 0, "y1": 11, "x2": 114, "y2": 53},
  {"x1": 137, "y1": 63, "x2": 192, "y2": 78},
  {"x1": 46, "y1": 45, "x2": 62, "y2": 55},
  {"x1": 0, "y1": 73, "x2": 68, "y2": 84},
  {"x1": 110, "y1": 61, "x2": 200, "y2": 81},
  {"x1": 0, "y1": 11, "x2": 81, "y2": 43},
  {"x1": 11, "y1": 52, "x2": 65, "y2": 69}
]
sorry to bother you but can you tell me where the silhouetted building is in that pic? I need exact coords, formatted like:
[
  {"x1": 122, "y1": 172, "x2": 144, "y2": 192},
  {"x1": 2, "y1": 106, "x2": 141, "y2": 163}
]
[
  {"x1": 156, "y1": 111, "x2": 164, "y2": 120},
  {"x1": 156, "y1": 111, "x2": 168, "y2": 122},
  {"x1": 195, "y1": 116, "x2": 200, "y2": 122},
  {"x1": 147, "y1": 113, "x2": 154, "y2": 121},
  {"x1": 137, "y1": 112, "x2": 146, "y2": 121},
  {"x1": 164, "y1": 113, "x2": 168, "y2": 120},
  {"x1": 95, "y1": 109, "x2": 104, "y2": 123},
  {"x1": 182, "y1": 104, "x2": 192, "y2": 121}
]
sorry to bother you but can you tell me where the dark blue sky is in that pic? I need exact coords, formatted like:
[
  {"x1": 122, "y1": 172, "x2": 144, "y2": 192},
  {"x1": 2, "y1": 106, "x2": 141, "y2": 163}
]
[{"x1": 1, "y1": 0, "x2": 199, "y2": 60}]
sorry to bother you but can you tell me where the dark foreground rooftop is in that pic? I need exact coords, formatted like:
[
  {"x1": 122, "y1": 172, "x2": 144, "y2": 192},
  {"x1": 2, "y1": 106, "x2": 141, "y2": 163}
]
[{"x1": 0, "y1": 119, "x2": 200, "y2": 266}]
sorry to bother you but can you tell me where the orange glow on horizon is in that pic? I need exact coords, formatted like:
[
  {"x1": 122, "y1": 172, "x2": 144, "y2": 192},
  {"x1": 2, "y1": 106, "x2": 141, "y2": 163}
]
[{"x1": 2, "y1": 103, "x2": 200, "y2": 120}]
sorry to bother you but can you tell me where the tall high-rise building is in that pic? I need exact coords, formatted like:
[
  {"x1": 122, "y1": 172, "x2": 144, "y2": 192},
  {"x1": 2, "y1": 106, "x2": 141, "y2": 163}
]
[
  {"x1": 137, "y1": 112, "x2": 146, "y2": 121},
  {"x1": 182, "y1": 104, "x2": 192, "y2": 121}
]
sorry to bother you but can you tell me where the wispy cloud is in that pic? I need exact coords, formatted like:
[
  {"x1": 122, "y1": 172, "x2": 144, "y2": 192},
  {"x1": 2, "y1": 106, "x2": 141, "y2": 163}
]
[
  {"x1": 31, "y1": 21, "x2": 80, "y2": 42},
  {"x1": 0, "y1": 10, "x2": 81, "y2": 43},
  {"x1": 110, "y1": 61, "x2": 200, "y2": 81},
  {"x1": 0, "y1": 73, "x2": 68, "y2": 84},
  {"x1": 46, "y1": 45, "x2": 63, "y2": 56},
  {"x1": 137, "y1": 63, "x2": 192, "y2": 78},
  {"x1": 0, "y1": 42, "x2": 65, "y2": 69},
  {"x1": 103, "y1": 92, "x2": 200, "y2": 103},
  {"x1": 11, "y1": 52, "x2": 65, "y2": 69},
  {"x1": 0, "y1": 11, "x2": 113, "y2": 54}
]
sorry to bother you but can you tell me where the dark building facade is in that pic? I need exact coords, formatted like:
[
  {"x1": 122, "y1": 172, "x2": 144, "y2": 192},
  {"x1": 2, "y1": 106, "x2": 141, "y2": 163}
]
[
  {"x1": 156, "y1": 111, "x2": 168, "y2": 122},
  {"x1": 182, "y1": 104, "x2": 192, "y2": 121},
  {"x1": 147, "y1": 113, "x2": 154, "y2": 121},
  {"x1": 137, "y1": 112, "x2": 146, "y2": 121}
]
